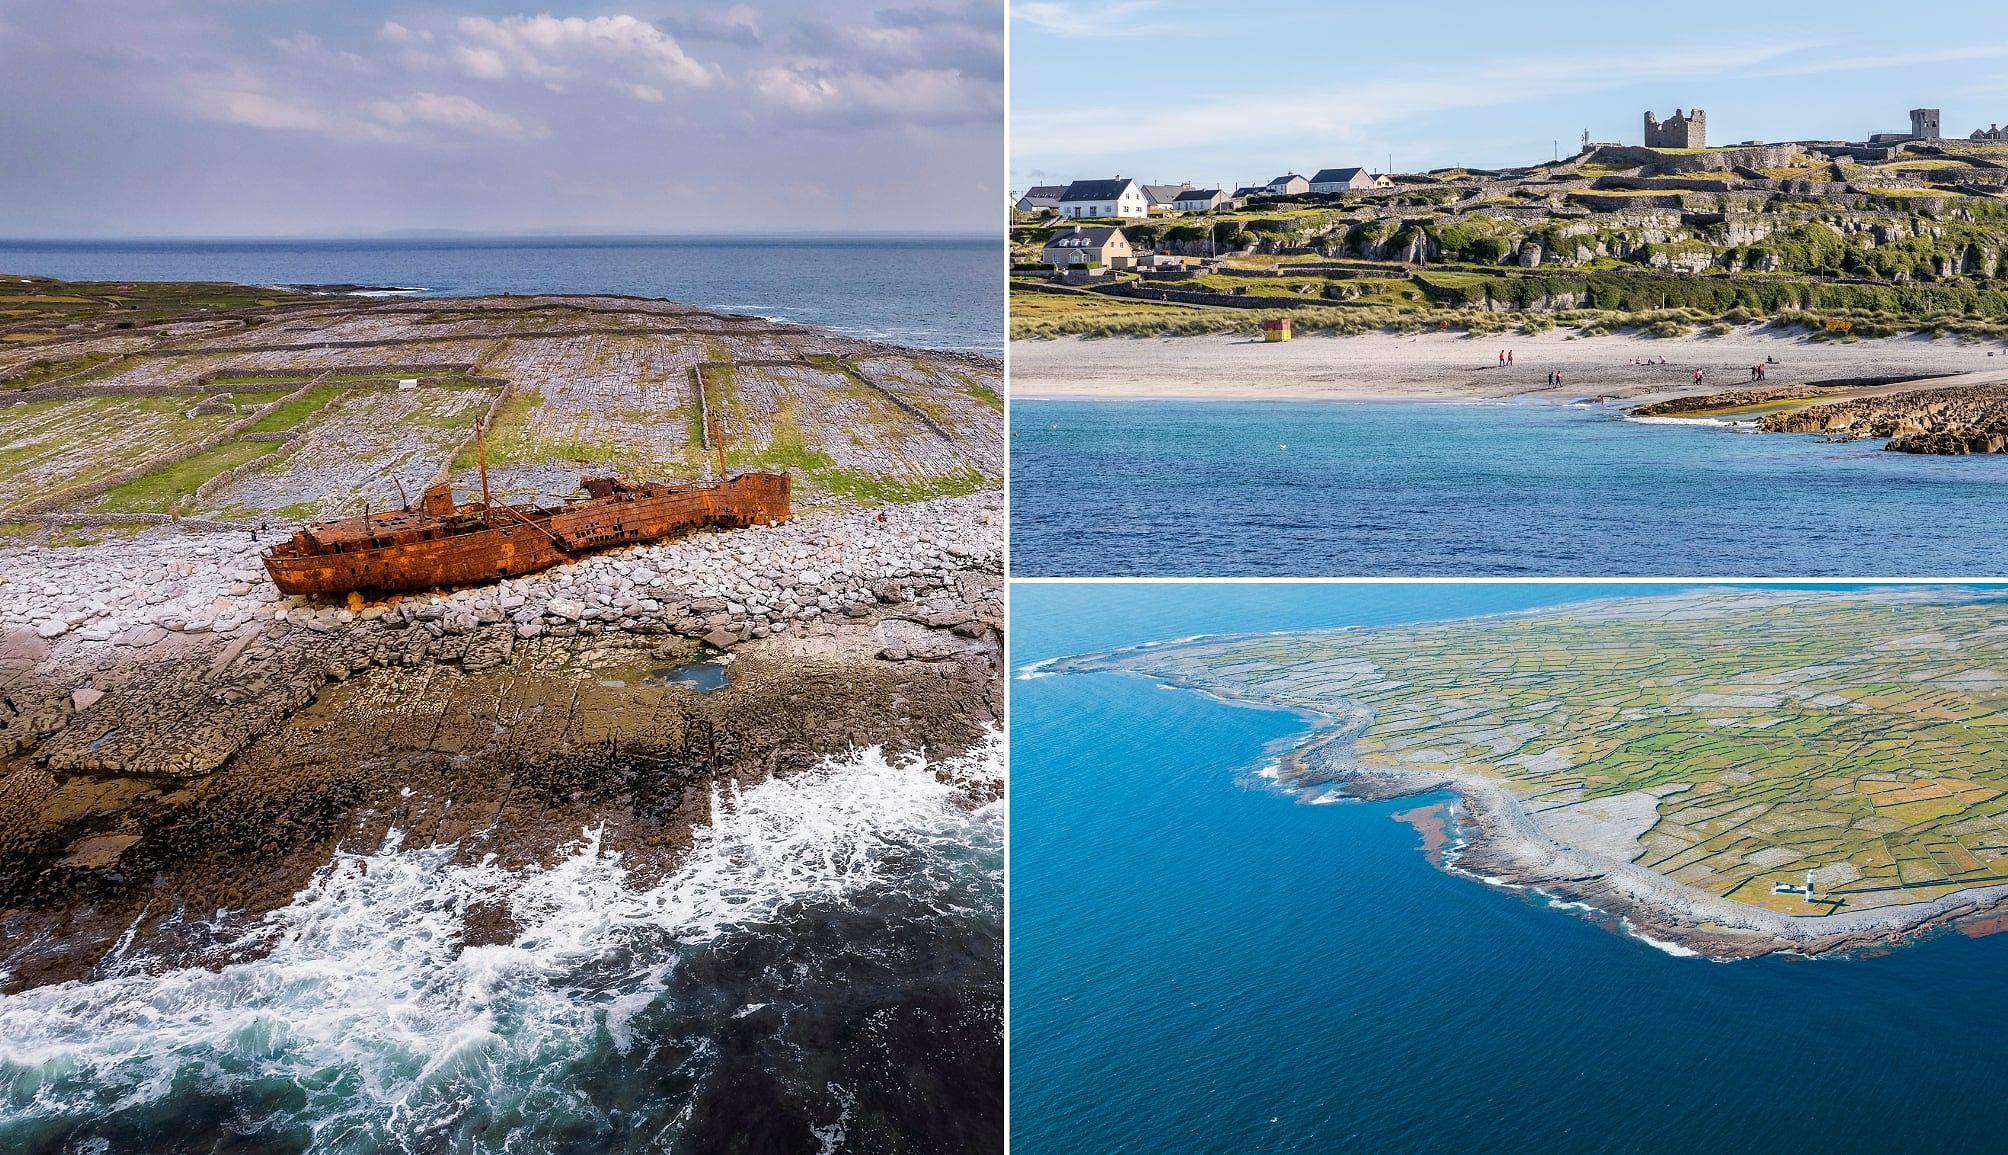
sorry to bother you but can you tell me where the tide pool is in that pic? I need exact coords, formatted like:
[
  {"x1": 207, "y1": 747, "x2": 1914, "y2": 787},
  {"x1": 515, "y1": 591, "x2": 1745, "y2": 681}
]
[
  {"x1": 1010, "y1": 583, "x2": 2008, "y2": 1153},
  {"x1": 1009, "y1": 399, "x2": 2008, "y2": 576}
]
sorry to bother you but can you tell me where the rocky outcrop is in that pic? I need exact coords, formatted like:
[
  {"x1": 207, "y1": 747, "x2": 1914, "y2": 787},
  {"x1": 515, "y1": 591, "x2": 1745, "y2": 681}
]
[
  {"x1": 0, "y1": 492, "x2": 1004, "y2": 989},
  {"x1": 1755, "y1": 384, "x2": 2008, "y2": 453},
  {"x1": 1630, "y1": 385, "x2": 1837, "y2": 416}
]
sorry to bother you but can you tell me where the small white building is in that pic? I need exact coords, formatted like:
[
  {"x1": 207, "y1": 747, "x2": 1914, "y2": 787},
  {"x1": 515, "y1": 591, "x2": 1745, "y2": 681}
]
[
  {"x1": 1015, "y1": 185, "x2": 1066, "y2": 213},
  {"x1": 1264, "y1": 173, "x2": 1311, "y2": 196},
  {"x1": 1142, "y1": 183, "x2": 1192, "y2": 214},
  {"x1": 1058, "y1": 177, "x2": 1149, "y2": 220},
  {"x1": 1171, "y1": 188, "x2": 1231, "y2": 212},
  {"x1": 1308, "y1": 167, "x2": 1393, "y2": 194}
]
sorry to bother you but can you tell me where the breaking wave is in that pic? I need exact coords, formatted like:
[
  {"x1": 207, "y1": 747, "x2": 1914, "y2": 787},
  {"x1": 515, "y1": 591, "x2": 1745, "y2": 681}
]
[{"x1": 0, "y1": 732, "x2": 1003, "y2": 1153}]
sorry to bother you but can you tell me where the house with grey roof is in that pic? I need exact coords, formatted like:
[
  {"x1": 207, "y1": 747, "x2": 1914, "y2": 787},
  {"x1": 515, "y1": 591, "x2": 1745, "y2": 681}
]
[
  {"x1": 1308, "y1": 167, "x2": 1393, "y2": 193},
  {"x1": 1142, "y1": 183, "x2": 1193, "y2": 212},
  {"x1": 1041, "y1": 225, "x2": 1134, "y2": 269},
  {"x1": 1265, "y1": 174, "x2": 1311, "y2": 196},
  {"x1": 1171, "y1": 188, "x2": 1231, "y2": 212},
  {"x1": 1016, "y1": 185, "x2": 1067, "y2": 213},
  {"x1": 1059, "y1": 178, "x2": 1149, "y2": 219}
]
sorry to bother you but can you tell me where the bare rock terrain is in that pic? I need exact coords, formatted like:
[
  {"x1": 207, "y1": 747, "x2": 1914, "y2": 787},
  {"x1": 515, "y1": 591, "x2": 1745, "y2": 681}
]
[
  {"x1": 1754, "y1": 383, "x2": 2008, "y2": 452},
  {"x1": 0, "y1": 493, "x2": 1003, "y2": 989}
]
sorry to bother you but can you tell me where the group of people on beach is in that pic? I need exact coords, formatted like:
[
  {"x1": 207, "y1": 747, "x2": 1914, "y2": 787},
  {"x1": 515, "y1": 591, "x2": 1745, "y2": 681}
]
[{"x1": 1628, "y1": 356, "x2": 1669, "y2": 366}]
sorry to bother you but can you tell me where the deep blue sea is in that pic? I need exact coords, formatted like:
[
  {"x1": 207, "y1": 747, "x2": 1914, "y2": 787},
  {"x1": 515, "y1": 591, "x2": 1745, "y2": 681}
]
[
  {"x1": 0, "y1": 235, "x2": 1001, "y2": 354},
  {"x1": 1009, "y1": 399, "x2": 2008, "y2": 576},
  {"x1": 1011, "y1": 583, "x2": 2008, "y2": 1153}
]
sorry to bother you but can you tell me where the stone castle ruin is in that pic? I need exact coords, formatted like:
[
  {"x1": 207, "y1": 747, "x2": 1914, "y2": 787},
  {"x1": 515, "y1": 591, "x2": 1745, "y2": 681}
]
[
  {"x1": 1872, "y1": 108, "x2": 1941, "y2": 144},
  {"x1": 1643, "y1": 108, "x2": 1705, "y2": 149}
]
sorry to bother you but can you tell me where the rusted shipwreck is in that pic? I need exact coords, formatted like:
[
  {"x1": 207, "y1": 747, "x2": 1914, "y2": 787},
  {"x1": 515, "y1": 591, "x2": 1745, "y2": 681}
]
[{"x1": 262, "y1": 455, "x2": 789, "y2": 596}]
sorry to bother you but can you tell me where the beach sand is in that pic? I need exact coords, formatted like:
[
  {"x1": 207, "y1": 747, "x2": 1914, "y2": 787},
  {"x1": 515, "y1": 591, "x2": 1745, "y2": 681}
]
[{"x1": 1010, "y1": 328, "x2": 2008, "y2": 403}]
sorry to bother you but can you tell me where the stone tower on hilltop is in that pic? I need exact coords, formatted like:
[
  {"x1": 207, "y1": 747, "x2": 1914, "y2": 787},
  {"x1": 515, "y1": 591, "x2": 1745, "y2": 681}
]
[
  {"x1": 1644, "y1": 108, "x2": 1706, "y2": 149},
  {"x1": 1910, "y1": 108, "x2": 1941, "y2": 140}
]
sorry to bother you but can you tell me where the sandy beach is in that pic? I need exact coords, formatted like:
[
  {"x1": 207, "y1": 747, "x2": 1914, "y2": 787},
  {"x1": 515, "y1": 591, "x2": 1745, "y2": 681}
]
[{"x1": 1010, "y1": 328, "x2": 2008, "y2": 403}]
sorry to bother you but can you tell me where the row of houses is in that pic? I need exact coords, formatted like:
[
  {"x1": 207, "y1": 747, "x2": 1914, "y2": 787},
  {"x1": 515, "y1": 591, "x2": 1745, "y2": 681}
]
[{"x1": 1017, "y1": 169, "x2": 1394, "y2": 219}]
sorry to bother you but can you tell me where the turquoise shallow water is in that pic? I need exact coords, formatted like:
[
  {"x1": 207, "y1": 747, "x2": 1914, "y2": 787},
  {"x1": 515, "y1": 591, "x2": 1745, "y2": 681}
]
[
  {"x1": 1009, "y1": 399, "x2": 2008, "y2": 576},
  {"x1": 1010, "y1": 583, "x2": 2008, "y2": 1153}
]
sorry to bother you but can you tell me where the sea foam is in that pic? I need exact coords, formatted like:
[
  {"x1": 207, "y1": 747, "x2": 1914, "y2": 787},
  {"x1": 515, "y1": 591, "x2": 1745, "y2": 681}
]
[{"x1": 0, "y1": 732, "x2": 1002, "y2": 1148}]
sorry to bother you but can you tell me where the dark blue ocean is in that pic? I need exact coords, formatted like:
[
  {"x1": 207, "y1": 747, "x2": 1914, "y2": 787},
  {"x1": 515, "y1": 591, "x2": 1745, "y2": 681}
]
[
  {"x1": 1010, "y1": 582, "x2": 2008, "y2": 1153},
  {"x1": 1009, "y1": 399, "x2": 2008, "y2": 576},
  {"x1": 0, "y1": 236, "x2": 1001, "y2": 354}
]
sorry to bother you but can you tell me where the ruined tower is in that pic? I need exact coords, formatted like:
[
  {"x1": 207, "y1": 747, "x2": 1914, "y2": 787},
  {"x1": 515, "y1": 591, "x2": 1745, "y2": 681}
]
[
  {"x1": 1909, "y1": 108, "x2": 1941, "y2": 140},
  {"x1": 1643, "y1": 108, "x2": 1706, "y2": 149}
]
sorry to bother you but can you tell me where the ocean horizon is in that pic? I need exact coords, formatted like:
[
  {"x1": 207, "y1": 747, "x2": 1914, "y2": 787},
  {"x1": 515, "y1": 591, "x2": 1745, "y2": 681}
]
[{"x1": 0, "y1": 234, "x2": 1003, "y2": 356}]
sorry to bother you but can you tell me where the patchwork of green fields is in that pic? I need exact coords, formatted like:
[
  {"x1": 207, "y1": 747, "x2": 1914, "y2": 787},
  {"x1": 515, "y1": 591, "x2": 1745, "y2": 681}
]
[{"x1": 1090, "y1": 589, "x2": 2008, "y2": 916}]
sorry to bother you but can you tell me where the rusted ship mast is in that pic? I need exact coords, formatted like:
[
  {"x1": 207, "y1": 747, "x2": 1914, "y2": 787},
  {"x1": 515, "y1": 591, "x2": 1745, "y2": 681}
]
[{"x1": 261, "y1": 422, "x2": 788, "y2": 596}]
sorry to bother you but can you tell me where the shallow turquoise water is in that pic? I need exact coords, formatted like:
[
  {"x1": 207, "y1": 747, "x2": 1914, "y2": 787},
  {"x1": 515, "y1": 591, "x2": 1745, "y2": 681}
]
[
  {"x1": 1010, "y1": 583, "x2": 2008, "y2": 1153},
  {"x1": 1009, "y1": 399, "x2": 2008, "y2": 576}
]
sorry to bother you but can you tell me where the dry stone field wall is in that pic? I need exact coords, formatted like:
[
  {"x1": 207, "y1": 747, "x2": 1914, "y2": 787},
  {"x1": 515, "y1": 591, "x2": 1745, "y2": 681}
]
[
  {"x1": 0, "y1": 293, "x2": 1002, "y2": 524},
  {"x1": 209, "y1": 385, "x2": 497, "y2": 519}
]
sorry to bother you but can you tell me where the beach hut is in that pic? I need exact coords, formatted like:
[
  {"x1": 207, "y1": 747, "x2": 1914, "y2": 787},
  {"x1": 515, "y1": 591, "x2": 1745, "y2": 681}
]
[{"x1": 1262, "y1": 317, "x2": 1291, "y2": 342}]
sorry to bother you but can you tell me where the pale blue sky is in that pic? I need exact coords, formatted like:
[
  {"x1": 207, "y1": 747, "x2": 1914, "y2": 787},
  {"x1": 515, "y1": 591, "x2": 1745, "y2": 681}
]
[
  {"x1": 0, "y1": 1, "x2": 1000, "y2": 236},
  {"x1": 1010, "y1": 0, "x2": 2008, "y2": 192}
]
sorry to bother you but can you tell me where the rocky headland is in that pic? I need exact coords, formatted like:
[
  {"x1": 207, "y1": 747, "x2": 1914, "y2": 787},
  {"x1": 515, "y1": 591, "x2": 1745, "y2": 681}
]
[
  {"x1": 0, "y1": 277, "x2": 1006, "y2": 991},
  {"x1": 0, "y1": 488, "x2": 1002, "y2": 992}
]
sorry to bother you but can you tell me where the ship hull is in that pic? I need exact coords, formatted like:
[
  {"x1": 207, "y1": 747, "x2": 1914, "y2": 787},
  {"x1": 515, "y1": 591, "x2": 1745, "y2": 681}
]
[{"x1": 262, "y1": 472, "x2": 789, "y2": 597}]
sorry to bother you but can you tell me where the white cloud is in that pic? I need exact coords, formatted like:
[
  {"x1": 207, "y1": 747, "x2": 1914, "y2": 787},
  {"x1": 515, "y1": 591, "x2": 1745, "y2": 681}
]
[
  {"x1": 1014, "y1": 1, "x2": 1169, "y2": 38},
  {"x1": 271, "y1": 31, "x2": 370, "y2": 72},
  {"x1": 377, "y1": 21, "x2": 429, "y2": 46},
  {"x1": 368, "y1": 91, "x2": 545, "y2": 140},
  {"x1": 751, "y1": 61, "x2": 998, "y2": 124},
  {"x1": 450, "y1": 13, "x2": 717, "y2": 90},
  {"x1": 656, "y1": 6, "x2": 763, "y2": 47}
]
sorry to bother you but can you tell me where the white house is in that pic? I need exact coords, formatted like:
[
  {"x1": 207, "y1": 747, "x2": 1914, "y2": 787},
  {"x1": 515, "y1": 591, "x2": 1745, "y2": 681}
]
[
  {"x1": 1058, "y1": 178, "x2": 1149, "y2": 219},
  {"x1": 1142, "y1": 183, "x2": 1192, "y2": 213},
  {"x1": 1308, "y1": 167, "x2": 1392, "y2": 193},
  {"x1": 1016, "y1": 185, "x2": 1066, "y2": 213},
  {"x1": 1171, "y1": 188, "x2": 1230, "y2": 212},
  {"x1": 1264, "y1": 173, "x2": 1311, "y2": 196}
]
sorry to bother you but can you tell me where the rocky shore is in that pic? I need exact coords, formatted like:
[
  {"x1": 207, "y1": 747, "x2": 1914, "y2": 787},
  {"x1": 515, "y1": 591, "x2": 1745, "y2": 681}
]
[
  {"x1": 1282, "y1": 721, "x2": 2008, "y2": 960},
  {"x1": 0, "y1": 492, "x2": 1003, "y2": 990},
  {"x1": 1046, "y1": 648, "x2": 2008, "y2": 961},
  {"x1": 1754, "y1": 383, "x2": 2008, "y2": 453}
]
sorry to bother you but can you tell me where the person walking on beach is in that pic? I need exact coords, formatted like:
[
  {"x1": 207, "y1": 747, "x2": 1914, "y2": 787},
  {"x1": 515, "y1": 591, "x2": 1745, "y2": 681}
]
[
  {"x1": 1498, "y1": 350, "x2": 1505, "y2": 366},
  {"x1": 1693, "y1": 368, "x2": 1704, "y2": 385},
  {"x1": 1507, "y1": 349, "x2": 1514, "y2": 366}
]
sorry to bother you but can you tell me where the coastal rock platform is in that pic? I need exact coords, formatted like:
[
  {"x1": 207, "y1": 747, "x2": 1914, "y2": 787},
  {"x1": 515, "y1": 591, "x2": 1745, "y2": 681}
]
[{"x1": 0, "y1": 482, "x2": 1003, "y2": 991}]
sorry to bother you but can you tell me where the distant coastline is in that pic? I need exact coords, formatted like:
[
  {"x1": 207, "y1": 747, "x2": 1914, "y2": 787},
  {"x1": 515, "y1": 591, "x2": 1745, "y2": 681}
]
[{"x1": 0, "y1": 235, "x2": 1005, "y2": 355}]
